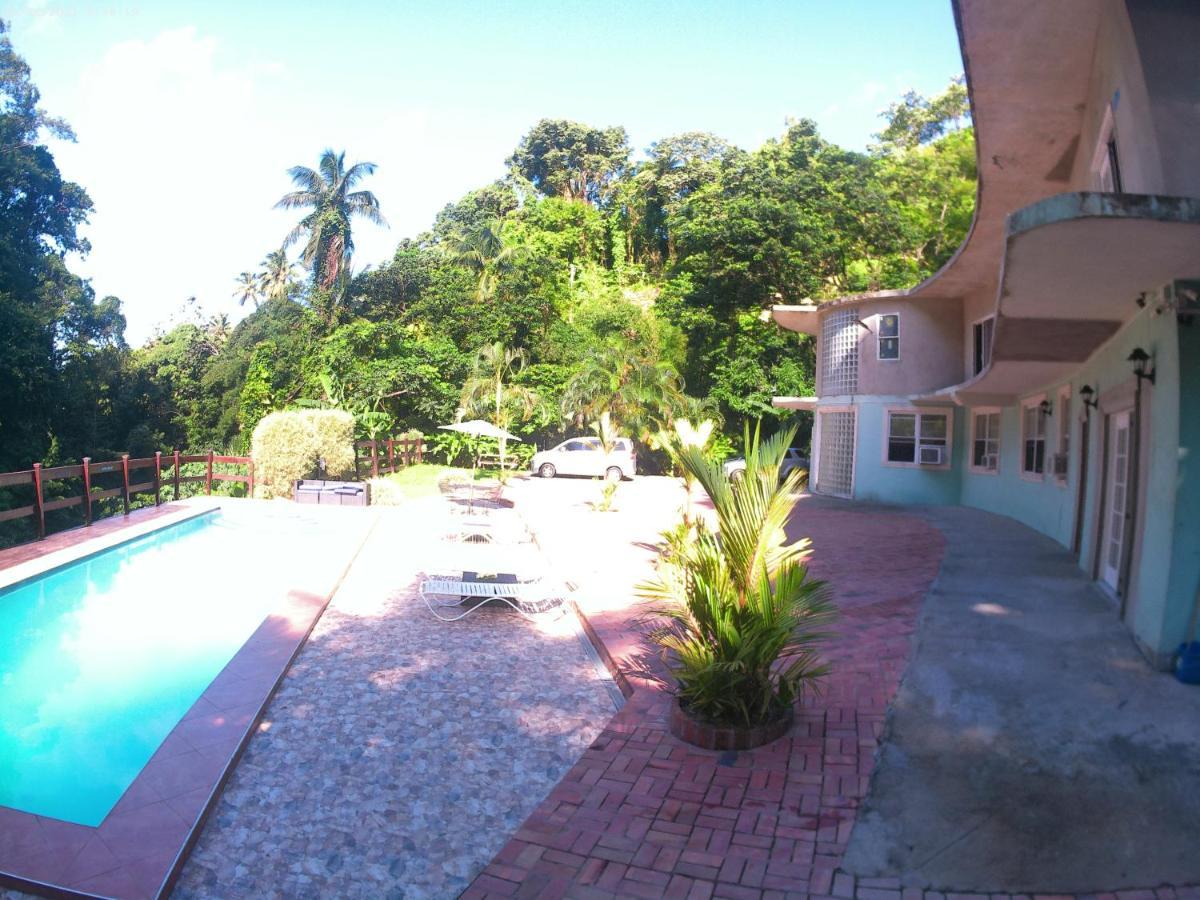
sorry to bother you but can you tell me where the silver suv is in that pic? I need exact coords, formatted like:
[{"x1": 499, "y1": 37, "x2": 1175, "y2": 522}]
[{"x1": 531, "y1": 437, "x2": 637, "y2": 481}]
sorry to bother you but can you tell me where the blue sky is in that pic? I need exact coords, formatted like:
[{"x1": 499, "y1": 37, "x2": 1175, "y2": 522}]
[{"x1": 9, "y1": 0, "x2": 963, "y2": 343}]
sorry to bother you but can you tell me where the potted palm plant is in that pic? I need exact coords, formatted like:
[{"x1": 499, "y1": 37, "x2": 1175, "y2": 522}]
[{"x1": 640, "y1": 425, "x2": 833, "y2": 750}]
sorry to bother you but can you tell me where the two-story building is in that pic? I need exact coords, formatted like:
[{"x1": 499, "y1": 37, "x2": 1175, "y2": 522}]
[{"x1": 772, "y1": 0, "x2": 1200, "y2": 669}]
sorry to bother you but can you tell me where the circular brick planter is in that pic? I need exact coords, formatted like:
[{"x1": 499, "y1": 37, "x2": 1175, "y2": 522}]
[{"x1": 668, "y1": 700, "x2": 794, "y2": 751}]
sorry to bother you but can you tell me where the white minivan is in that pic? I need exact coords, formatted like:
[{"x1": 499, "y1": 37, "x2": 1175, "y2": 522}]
[{"x1": 531, "y1": 437, "x2": 637, "y2": 481}]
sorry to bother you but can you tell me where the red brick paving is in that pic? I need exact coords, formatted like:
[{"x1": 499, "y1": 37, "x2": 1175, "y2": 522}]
[
  {"x1": 466, "y1": 487, "x2": 1200, "y2": 899},
  {"x1": 463, "y1": 494, "x2": 945, "y2": 899}
]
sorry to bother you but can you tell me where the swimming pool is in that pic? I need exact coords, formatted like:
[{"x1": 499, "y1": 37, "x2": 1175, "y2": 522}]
[{"x1": 0, "y1": 504, "x2": 367, "y2": 827}]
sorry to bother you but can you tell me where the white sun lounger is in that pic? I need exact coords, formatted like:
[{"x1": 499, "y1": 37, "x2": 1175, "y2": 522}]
[{"x1": 419, "y1": 576, "x2": 564, "y2": 621}]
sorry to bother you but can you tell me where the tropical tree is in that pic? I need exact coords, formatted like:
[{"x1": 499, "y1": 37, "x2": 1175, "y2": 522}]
[
  {"x1": 275, "y1": 148, "x2": 387, "y2": 305},
  {"x1": 459, "y1": 341, "x2": 536, "y2": 469},
  {"x1": 639, "y1": 424, "x2": 835, "y2": 727},
  {"x1": 507, "y1": 119, "x2": 631, "y2": 205},
  {"x1": 233, "y1": 271, "x2": 262, "y2": 308},
  {"x1": 561, "y1": 337, "x2": 685, "y2": 442},
  {"x1": 258, "y1": 248, "x2": 298, "y2": 304},
  {"x1": 442, "y1": 217, "x2": 524, "y2": 301}
]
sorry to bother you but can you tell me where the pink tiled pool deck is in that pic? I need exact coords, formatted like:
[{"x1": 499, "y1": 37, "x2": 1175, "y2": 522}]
[
  {"x1": 0, "y1": 501, "x2": 376, "y2": 900},
  {"x1": 463, "y1": 481, "x2": 945, "y2": 899}
]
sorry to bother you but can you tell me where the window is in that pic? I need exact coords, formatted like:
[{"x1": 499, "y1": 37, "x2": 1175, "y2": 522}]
[
  {"x1": 1021, "y1": 399, "x2": 1047, "y2": 476},
  {"x1": 971, "y1": 409, "x2": 1000, "y2": 473},
  {"x1": 821, "y1": 309, "x2": 859, "y2": 394},
  {"x1": 1055, "y1": 387, "x2": 1071, "y2": 482},
  {"x1": 878, "y1": 314, "x2": 899, "y2": 360},
  {"x1": 563, "y1": 440, "x2": 587, "y2": 452},
  {"x1": 1092, "y1": 100, "x2": 1123, "y2": 192},
  {"x1": 886, "y1": 410, "x2": 949, "y2": 466},
  {"x1": 973, "y1": 317, "x2": 994, "y2": 375}
]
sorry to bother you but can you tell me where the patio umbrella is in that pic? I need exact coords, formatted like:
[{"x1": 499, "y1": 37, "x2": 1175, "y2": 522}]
[{"x1": 438, "y1": 420, "x2": 523, "y2": 505}]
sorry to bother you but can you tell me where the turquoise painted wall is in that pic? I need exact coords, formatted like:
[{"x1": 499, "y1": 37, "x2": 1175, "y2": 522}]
[
  {"x1": 1162, "y1": 320, "x2": 1200, "y2": 653},
  {"x1": 850, "y1": 400, "x2": 962, "y2": 506},
  {"x1": 832, "y1": 305, "x2": 1192, "y2": 661}
]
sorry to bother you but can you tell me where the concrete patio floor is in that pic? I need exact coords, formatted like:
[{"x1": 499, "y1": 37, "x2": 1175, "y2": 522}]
[{"x1": 842, "y1": 506, "x2": 1200, "y2": 894}]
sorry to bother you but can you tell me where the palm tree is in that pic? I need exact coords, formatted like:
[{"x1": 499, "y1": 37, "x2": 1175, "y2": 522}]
[
  {"x1": 459, "y1": 341, "x2": 536, "y2": 470},
  {"x1": 562, "y1": 338, "x2": 685, "y2": 442},
  {"x1": 442, "y1": 217, "x2": 523, "y2": 301},
  {"x1": 275, "y1": 149, "x2": 387, "y2": 299},
  {"x1": 233, "y1": 272, "x2": 262, "y2": 308},
  {"x1": 259, "y1": 248, "x2": 297, "y2": 304}
]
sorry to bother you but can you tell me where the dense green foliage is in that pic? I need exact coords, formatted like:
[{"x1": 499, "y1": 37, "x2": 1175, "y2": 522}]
[{"x1": 0, "y1": 19, "x2": 974, "y2": 479}]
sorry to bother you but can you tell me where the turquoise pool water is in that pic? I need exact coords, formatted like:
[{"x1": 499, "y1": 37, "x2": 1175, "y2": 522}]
[{"x1": 0, "y1": 505, "x2": 359, "y2": 827}]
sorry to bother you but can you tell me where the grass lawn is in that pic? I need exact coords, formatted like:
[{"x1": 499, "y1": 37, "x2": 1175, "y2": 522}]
[{"x1": 376, "y1": 464, "x2": 511, "y2": 501}]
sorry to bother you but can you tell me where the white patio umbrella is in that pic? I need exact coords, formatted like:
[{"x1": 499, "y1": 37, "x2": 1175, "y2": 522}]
[{"x1": 438, "y1": 420, "x2": 523, "y2": 504}]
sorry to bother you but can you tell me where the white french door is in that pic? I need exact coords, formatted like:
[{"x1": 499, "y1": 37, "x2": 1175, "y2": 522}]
[{"x1": 1100, "y1": 410, "x2": 1132, "y2": 591}]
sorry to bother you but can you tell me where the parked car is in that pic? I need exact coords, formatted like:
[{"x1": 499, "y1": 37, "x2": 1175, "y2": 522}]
[
  {"x1": 531, "y1": 437, "x2": 637, "y2": 481},
  {"x1": 723, "y1": 447, "x2": 808, "y2": 482}
]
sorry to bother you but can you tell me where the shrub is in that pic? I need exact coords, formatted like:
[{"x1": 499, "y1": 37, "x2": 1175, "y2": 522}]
[
  {"x1": 639, "y1": 424, "x2": 835, "y2": 728},
  {"x1": 251, "y1": 409, "x2": 355, "y2": 499}
]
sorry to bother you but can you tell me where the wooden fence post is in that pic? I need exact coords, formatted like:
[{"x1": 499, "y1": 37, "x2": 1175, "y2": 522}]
[
  {"x1": 32, "y1": 462, "x2": 45, "y2": 540},
  {"x1": 417, "y1": 438, "x2": 424, "y2": 464},
  {"x1": 206, "y1": 450, "x2": 214, "y2": 495},
  {"x1": 247, "y1": 459, "x2": 255, "y2": 498},
  {"x1": 387, "y1": 439, "x2": 395, "y2": 475},
  {"x1": 154, "y1": 451, "x2": 162, "y2": 506},
  {"x1": 82, "y1": 457, "x2": 92, "y2": 526},
  {"x1": 121, "y1": 454, "x2": 131, "y2": 515},
  {"x1": 371, "y1": 441, "x2": 379, "y2": 479},
  {"x1": 173, "y1": 450, "x2": 181, "y2": 500}
]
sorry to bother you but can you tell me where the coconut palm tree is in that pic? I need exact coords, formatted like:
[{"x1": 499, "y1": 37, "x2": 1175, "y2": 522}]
[
  {"x1": 258, "y1": 248, "x2": 297, "y2": 304},
  {"x1": 562, "y1": 338, "x2": 685, "y2": 441},
  {"x1": 233, "y1": 271, "x2": 262, "y2": 308},
  {"x1": 459, "y1": 341, "x2": 536, "y2": 470},
  {"x1": 275, "y1": 149, "x2": 387, "y2": 295},
  {"x1": 442, "y1": 217, "x2": 523, "y2": 301}
]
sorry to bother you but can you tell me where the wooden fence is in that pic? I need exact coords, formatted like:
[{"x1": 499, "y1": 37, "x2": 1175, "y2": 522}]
[
  {"x1": 0, "y1": 450, "x2": 253, "y2": 542},
  {"x1": 353, "y1": 437, "x2": 424, "y2": 479}
]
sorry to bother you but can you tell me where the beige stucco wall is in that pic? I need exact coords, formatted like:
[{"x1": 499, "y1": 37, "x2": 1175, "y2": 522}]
[
  {"x1": 1070, "y1": 0, "x2": 1200, "y2": 198},
  {"x1": 817, "y1": 297, "x2": 963, "y2": 397}
]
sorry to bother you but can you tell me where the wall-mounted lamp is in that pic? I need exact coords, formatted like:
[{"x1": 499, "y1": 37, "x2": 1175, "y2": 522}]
[
  {"x1": 1079, "y1": 384, "x2": 1099, "y2": 410},
  {"x1": 1038, "y1": 399, "x2": 1053, "y2": 417},
  {"x1": 1128, "y1": 347, "x2": 1156, "y2": 385}
]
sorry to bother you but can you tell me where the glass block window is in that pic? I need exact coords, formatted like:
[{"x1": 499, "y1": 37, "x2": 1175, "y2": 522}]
[
  {"x1": 816, "y1": 410, "x2": 855, "y2": 497},
  {"x1": 821, "y1": 309, "x2": 859, "y2": 395},
  {"x1": 878, "y1": 313, "x2": 899, "y2": 360}
]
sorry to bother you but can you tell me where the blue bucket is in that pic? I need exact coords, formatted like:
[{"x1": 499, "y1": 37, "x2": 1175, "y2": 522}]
[{"x1": 1177, "y1": 642, "x2": 1200, "y2": 685}]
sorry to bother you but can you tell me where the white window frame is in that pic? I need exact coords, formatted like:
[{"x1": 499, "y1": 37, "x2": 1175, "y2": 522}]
[
  {"x1": 969, "y1": 407, "x2": 1001, "y2": 475},
  {"x1": 877, "y1": 312, "x2": 900, "y2": 362},
  {"x1": 1020, "y1": 395, "x2": 1048, "y2": 481},
  {"x1": 1090, "y1": 102, "x2": 1122, "y2": 193},
  {"x1": 971, "y1": 315, "x2": 995, "y2": 376},
  {"x1": 882, "y1": 406, "x2": 953, "y2": 470},
  {"x1": 1054, "y1": 385, "x2": 1072, "y2": 485}
]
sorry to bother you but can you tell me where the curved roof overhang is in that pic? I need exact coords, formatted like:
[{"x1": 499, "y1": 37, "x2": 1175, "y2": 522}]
[
  {"x1": 924, "y1": 192, "x2": 1200, "y2": 404},
  {"x1": 771, "y1": 396, "x2": 818, "y2": 411},
  {"x1": 773, "y1": 0, "x2": 1104, "y2": 334}
]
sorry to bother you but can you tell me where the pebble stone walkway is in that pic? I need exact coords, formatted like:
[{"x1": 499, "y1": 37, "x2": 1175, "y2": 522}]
[{"x1": 169, "y1": 500, "x2": 618, "y2": 899}]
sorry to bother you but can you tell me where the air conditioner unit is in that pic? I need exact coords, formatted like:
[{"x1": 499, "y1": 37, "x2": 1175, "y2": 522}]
[
  {"x1": 981, "y1": 453, "x2": 998, "y2": 471},
  {"x1": 1052, "y1": 452, "x2": 1069, "y2": 477},
  {"x1": 918, "y1": 446, "x2": 944, "y2": 465}
]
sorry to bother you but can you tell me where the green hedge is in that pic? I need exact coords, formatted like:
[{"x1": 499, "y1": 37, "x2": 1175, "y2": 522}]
[{"x1": 250, "y1": 409, "x2": 356, "y2": 499}]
